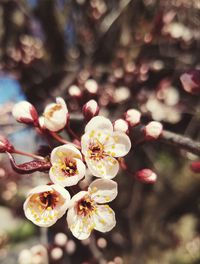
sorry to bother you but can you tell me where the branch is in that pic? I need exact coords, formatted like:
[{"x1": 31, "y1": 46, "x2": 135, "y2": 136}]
[{"x1": 160, "y1": 130, "x2": 200, "y2": 156}]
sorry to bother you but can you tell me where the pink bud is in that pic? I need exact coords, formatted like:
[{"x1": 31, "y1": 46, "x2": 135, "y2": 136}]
[
  {"x1": 12, "y1": 101, "x2": 38, "y2": 125},
  {"x1": 84, "y1": 79, "x2": 98, "y2": 94},
  {"x1": 180, "y1": 70, "x2": 200, "y2": 94},
  {"x1": 135, "y1": 169, "x2": 157, "y2": 184},
  {"x1": 190, "y1": 161, "x2": 200, "y2": 173},
  {"x1": 124, "y1": 109, "x2": 141, "y2": 127},
  {"x1": 144, "y1": 121, "x2": 163, "y2": 139},
  {"x1": 113, "y1": 119, "x2": 128, "y2": 133},
  {"x1": 82, "y1": 100, "x2": 99, "y2": 121},
  {"x1": 0, "y1": 135, "x2": 14, "y2": 153}
]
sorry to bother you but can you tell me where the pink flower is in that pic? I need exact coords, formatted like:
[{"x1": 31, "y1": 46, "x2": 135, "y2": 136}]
[{"x1": 180, "y1": 70, "x2": 200, "y2": 94}]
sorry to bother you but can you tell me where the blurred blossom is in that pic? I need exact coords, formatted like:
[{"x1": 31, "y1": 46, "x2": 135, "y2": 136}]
[
  {"x1": 145, "y1": 121, "x2": 163, "y2": 140},
  {"x1": 65, "y1": 239, "x2": 76, "y2": 254},
  {"x1": 113, "y1": 87, "x2": 130, "y2": 103},
  {"x1": 84, "y1": 79, "x2": 98, "y2": 94},
  {"x1": 51, "y1": 247, "x2": 63, "y2": 260},
  {"x1": 135, "y1": 169, "x2": 157, "y2": 184},
  {"x1": 114, "y1": 256, "x2": 123, "y2": 264},
  {"x1": 54, "y1": 232, "x2": 68, "y2": 246},
  {"x1": 68, "y1": 85, "x2": 82, "y2": 97},
  {"x1": 97, "y1": 237, "x2": 107, "y2": 248},
  {"x1": 18, "y1": 244, "x2": 48, "y2": 264}
]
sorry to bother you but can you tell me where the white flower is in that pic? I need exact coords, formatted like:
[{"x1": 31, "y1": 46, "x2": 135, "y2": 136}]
[
  {"x1": 49, "y1": 144, "x2": 86, "y2": 187},
  {"x1": 12, "y1": 101, "x2": 38, "y2": 125},
  {"x1": 67, "y1": 179, "x2": 117, "y2": 240},
  {"x1": 81, "y1": 116, "x2": 131, "y2": 179},
  {"x1": 125, "y1": 109, "x2": 141, "y2": 127},
  {"x1": 43, "y1": 97, "x2": 68, "y2": 132},
  {"x1": 113, "y1": 119, "x2": 128, "y2": 133},
  {"x1": 145, "y1": 121, "x2": 163, "y2": 139},
  {"x1": 24, "y1": 184, "x2": 70, "y2": 227}
]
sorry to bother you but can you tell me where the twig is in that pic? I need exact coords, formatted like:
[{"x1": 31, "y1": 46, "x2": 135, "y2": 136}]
[{"x1": 160, "y1": 130, "x2": 200, "y2": 156}]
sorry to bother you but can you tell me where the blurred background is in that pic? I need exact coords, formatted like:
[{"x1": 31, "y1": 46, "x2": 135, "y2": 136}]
[{"x1": 0, "y1": 0, "x2": 200, "y2": 263}]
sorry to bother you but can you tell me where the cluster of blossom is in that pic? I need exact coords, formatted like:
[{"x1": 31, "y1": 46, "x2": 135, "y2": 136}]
[{"x1": 0, "y1": 97, "x2": 164, "y2": 240}]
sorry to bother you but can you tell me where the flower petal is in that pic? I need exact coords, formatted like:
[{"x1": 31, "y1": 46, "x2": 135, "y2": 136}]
[
  {"x1": 104, "y1": 131, "x2": 131, "y2": 157},
  {"x1": 67, "y1": 207, "x2": 93, "y2": 240},
  {"x1": 85, "y1": 116, "x2": 113, "y2": 133},
  {"x1": 89, "y1": 179, "x2": 118, "y2": 203},
  {"x1": 85, "y1": 156, "x2": 119, "y2": 179},
  {"x1": 51, "y1": 144, "x2": 82, "y2": 164},
  {"x1": 93, "y1": 204, "x2": 116, "y2": 233}
]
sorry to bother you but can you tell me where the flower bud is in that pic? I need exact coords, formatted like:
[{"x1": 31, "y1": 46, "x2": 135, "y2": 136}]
[
  {"x1": 84, "y1": 79, "x2": 98, "y2": 94},
  {"x1": 68, "y1": 85, "x2": 82, "y2": 98},
  {"x1": 12, "y1": 101, "x2": 38, "y2": 125},
  {"x1": 190, "y1": 161, "x2": 200, "y2": 173},
  {"x1": 43, "y1": 97, "x2": 69, "y2": 132},
  {"x1": 113, "y1": 119, "x2": 128, "y2": 133},
  {"x1": 82, "y1": 100, "x2": 99, "y2": 121},
  {"x1": 0, "y1": 135, "x2": 14, "y2": 153},
  {"x1": 180, "y1": 70, "x2": 200, "y2": 94},
  {"x1": 144, "y1": 121, "x2": 163, "y2": 140},
  {"x1": 135, "y1": 169, "x2": 157, "y2": 184},
  {"x1": 125, "y1": 109, "x2": 141, "y2": 127}
]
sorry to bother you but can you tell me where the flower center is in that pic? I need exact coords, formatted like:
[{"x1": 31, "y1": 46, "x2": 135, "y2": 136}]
[
  {"x1": 89, "y1": 140, "x2": 105, "y2": 161},
  {"x1": 61, "y1": 159, "x2": 78, "y2": 176},
  {"x1": 38, "y1": 191, "x2": 58, "y2": 209},
  {"x1": 77, "y1": 196, "x2": 95, "y2": 216},
  {"x1": 44, "y1": 104, "x2": 62, "y2": 118}
]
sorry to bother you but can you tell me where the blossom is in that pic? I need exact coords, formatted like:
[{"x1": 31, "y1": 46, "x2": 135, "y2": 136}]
[
  {"x1": 49, "y1": 144, "x2": 86, "y2": 187},
  {"x1": 24, "y1": 184, "x2": 70, "y2": 227},
  {"x1": 18, "y1": 244, "x2": 48, "y2": 264},
  {"x1": 180, "y1": 70, "x2": 200, "y2": 94},
  {"x1": 67, "y1": 179, "x2": 117, "y2": 240},
  {"x1": 43, "y1": 97, "x2": 68, "y2": 132},
  {"x1": 135, "y1": 169, "x2": 157, "y2": 184},
  {"x1": 81, "y1": 116, "x2": 131, "y2": 179},
  {"x1": 144, "y1": 121, "x2": 163, "y2": 139},
  {"x1": 113, "y1": 119, "x2": 128, "y2": 133},
  {"x1": 125, "y1": 109, "x2": 141, "y2": 127},
  {"x1": 82, "y1": 99, "x2": 99, "y2": 121},
  {"x1": 12, "y1": 101, "x2": 38, "y2": 125}
]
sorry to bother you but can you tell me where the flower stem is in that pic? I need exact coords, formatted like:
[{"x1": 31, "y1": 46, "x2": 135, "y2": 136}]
[
  {"x1": 13, "y1": 149, "x2": 45, "y2": 160},
  {"x1": 50, "y1": 132, "x2": 81, "y2": 149}
]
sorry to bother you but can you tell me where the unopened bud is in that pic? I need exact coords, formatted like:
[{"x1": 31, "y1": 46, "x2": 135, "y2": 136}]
[
  {"x1": 0, "y1": 135, "x2": 14, "y2": 153},
  {"x1": 84, "y1": 79, "x2": 98, "y2": 94},
  {"x1": 144, "y1": 121, "x2": 163, "y2": 139},
  {"x1": 12, "y1": 101, "x2": 38, "y2": 125},
  {"x1": 83, "y1": 100, "x2": 99, "y2": 121},
  {"x1": 113, "y1": 119, "x2": 128, "y2": 133},
  {"x1": 180, "y1": 70, "x2": 200, "y2": 94},
  {"x1": 135, "y1": 169, "x2": 157, "y2": 184},
  {"x1": 43, "y1": 97, "x2": 69, "y2": 132},
  {"x1": 190, "y1": 161, "x2": 200, "y2": 173},
  {"x1": 68, "y1": 85, "x2": 82, "y2": 98},
  {"x1": 125, "y1": 109, "x2": 141, "y2": 127}
]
